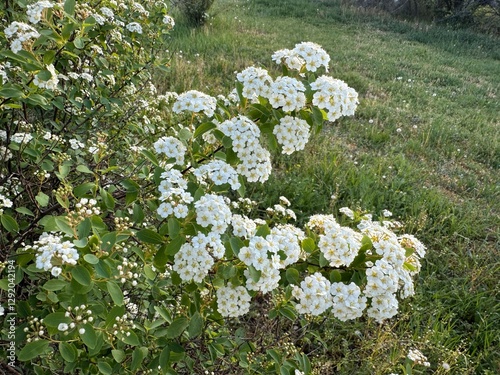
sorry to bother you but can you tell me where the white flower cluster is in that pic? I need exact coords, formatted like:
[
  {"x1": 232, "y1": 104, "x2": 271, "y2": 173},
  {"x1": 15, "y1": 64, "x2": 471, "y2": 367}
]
[
  {"x1": 330, "y1": 282, "x2": 367, "y2": 321},
  {"x1": 194, "y1": 194, "x2": 232, "y2": 234},
  {"x1": 216, "y1": 285, "x2": 251, "y2": 317},
  {"x1": 7, "y1": 132, "x2": 33, "y2": 144},
  {"x1": 0, "y1": 193, "x2": 13, "y2": 215},
  {"x1": 267, "y1": 224, "x2": 304, "y2": 268},
  {"x1": 292, "y1": 272, "x2": 332, "y2": 315},
  {"x1": 157, "y1": 169, "x2": 193, "y2": 219},
  {"x1": 173, "y1": 232, "x2": 224, "y2": 282},
  {"x1": 272, "y1": 42, "x2": 330, "y2": 72},
  {"x1": 162, "y1": 15, "x2": 175, "y2": 29},
  {"x1": 33, "y1": 64, "x2": 59, "y2": 90},
  {"x1": 310, "y1": 76, "x2": 358, "y2": 122},
  {"x1": 407, "y1": 349, "x2": 431, "y2": 367},
  {"x1": 306, "y1": 214, "x2": 339, "y2": 233},
  {"x1": 318, "y1": 222, "x2": 362, "y2": 267},
  {"x1": 193, "y1": 160, "x2": 241, "y2": 190},
  {"x1": 218, "y1": 116, "x2": 272, "y2": 183},
  {"x1": 236, "y1": 66, "x2": 273, "y2": 100},
  {"x1": 27, "y1": 232, "x2": 79, "y2": 275},
  {"x1": 4, "y1": 22, "x2": 40, "y2": 53},
  {"x1": 273, "y1": 115, "x2": 310, "y2": 154},
  {"x1": 0, "y1": 63, "x2": 9, "y2": 84},
  {"x1": 268, "y1": 76, "x2": 306, "y2": 112},
  {"x1": 126, "y1": 22, "x2": 143, "y2": 34},
  {"x1": 231, "y1": 214, "x2": 257, "y2": 239},
  {"x1": 26, "y1": 1, "x2": 54, "y2": 24},
  {"x1": 69, "y1": 138, "x2": 85, "y2": 150},
  {"x1": 154, "y1": 136, "x2": 186, "y2": 165},
  {"x1": 172, "y1": 90, "x2": 217, "y2": 118},
  {"x1": 0, "y1": 146, "x2": 13, "y2": 162}
]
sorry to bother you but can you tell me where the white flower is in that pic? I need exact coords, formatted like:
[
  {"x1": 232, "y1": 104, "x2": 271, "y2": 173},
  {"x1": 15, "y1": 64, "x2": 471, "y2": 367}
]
[
  {"x1": 58, "y1": 323, "x2": 69, "y2": 331},
  {"x1": 51, "y1": 267, "x2": 62, "y2": 277},
  {"x1": 78, "y1": 328, "x2": 86, "y2": 334},
  {"x1": 126, "y1": 22, "x2": 142, "y2": 34}
]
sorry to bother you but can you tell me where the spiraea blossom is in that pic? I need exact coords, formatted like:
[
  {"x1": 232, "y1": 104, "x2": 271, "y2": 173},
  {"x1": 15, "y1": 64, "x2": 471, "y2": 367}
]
[
  {"x1": 26, "y1": 232, "x2": 79, "y2": 276},
  {"x1": 193, "y1": 160, "x2": 241, "y2": 191},
  {"x1": 310, "y1": 75, "x2": 358, "y2": 122},
  {"x1": 194, "y1": 194, "x2": 232, "y2": 234},
  {"x1": 267, "y1": 76, "x2": 306, "y2": 112},
  {"x1": 330, "y1": 282, "x2": 367, "y2": 321},
  {"x1": 4, "y1": 22, "x2": 40, "y2": 53},
  {"x1": 218, "y1": 116, "x2": 272, "y2": 183},
  {"x1": 236, "y1": 66, "x2": 273, "y2": 100},
  {"x1": 172, "y1": 90, "x2": 217, "y2": 118},
  {"x1": 217, "y1": 285, "x2": 251, "y2": 317},
  {"x1": 318, "y1": 223, "x2": 363, "y2": 267},
  {"x1": 33, "y1": 64, "x2": 59, "y2": 90},
  {"x1": 292, "y1": 272, "x2": 333, "y2": 315},
  {"x1": 272, "y1": 42, "x2": 330, "y2": 72},
  {"x1": 153, "y1": 136, "x2": 186, "y2": 165},
  {"x1": 26, "y1": 1, "x2": 54, "y2": 24},
  {"x1": 273, "y1": 115, "x2": 310, "y2": 154}
]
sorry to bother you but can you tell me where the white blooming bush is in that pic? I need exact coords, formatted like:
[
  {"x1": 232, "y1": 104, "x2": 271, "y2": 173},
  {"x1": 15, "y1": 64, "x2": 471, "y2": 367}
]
[{"x1": 0, "y1": 1, "x2": 426, "y2": 374}]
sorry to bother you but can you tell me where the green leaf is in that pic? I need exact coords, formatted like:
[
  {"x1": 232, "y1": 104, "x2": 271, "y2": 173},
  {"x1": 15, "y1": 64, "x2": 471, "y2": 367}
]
[
  {"x1": 131, "y1": 347, "x2": 145, "y2": 370},
  {"x1": 329, "y1": 270, "x2": 342, "y2": 283},
  {"x1": 37, "y1": 69, "x2": 53, "y2": 81},
  {"x1": 111, "y1": 349, "x2": 126, "y2": 363},
  {"x1": 0, "y1": 85, "x2": 24, "y2": 99},
  {"x1": 168, "y1": 218, "x2": 180, "y2": 239},
  {"x1": 35, "y1": 191, "x2": 50, "y2": 207},
  {"x1": 55, "y1": 217, "x2": 74, "y2": 236},
  {"x1": 64, "y1": 0, "x2": 76, "y2": 15},
  {"x1": 285, "y1": 268, "x2": 300, "y2": 285},
  {"x1": 188, "y1": 312, "x2": 203, "y2": 338},
  {"x1": 193, "y1": 122, "x2": 217, "y2": 138},
  {"x1": 120, "y1": 330, "x2": 140, "y2": 346},
  {"x1": 279, "y1": 306, "x2": 297, "y2": 321},
  {"x1": 229, "y1": 237, "x2": 245, "y2": 256},
  {"x1": 137, "y1": 229, "x2": 164, "y2": 244},
  {"x1": 74, "y1": 182, "x2": 95, "y2": 198},
  {"x1": 15, "y1": 207, "x2": 35, "y2": 217},
  {"x1": 106, "y1": 281, "x2": 124, "y2": 306},
  {"x1": 18, "y1": 340, "x2": 50, "y2": 361},
  {"x1": 83, "y1": 254, "x2": 99, "y2": 264},
  {"x1": 97, "y1": 361, "x2": 112, "y2": 375},
  {"x1": 1, "y1": 214, "x2": 19, "y2": 233},
  {"x1": 59, "y1": 342, "x2": 78, "y2": 362},
  {"x1": 43, "y1": 50, "x2": 57, "y2": 65},
  {"x1": 301, "y1": 238, "x2": 316, "y2": 253},
  {"x1": 71, "y1": 266, "x2": 92, "y2": 287},
  {"x1": 247, "y1": 265, "x2": 261, "y2": 283},
  {"x1": 43, "y1": 279, "x2": 68, "y2": 291},
  {"x1": 166, "y1": 317, "x2": 189, "y2": 338},
  {"x1": 255, "y1": 223, "x2": 271, "y2": 237},
  {"x1": 43, "y1": 312, "x2": 72, "y2": 327},
  {"x1": 140, "y1": 149, "x2": 159, "y2": 166},
  {"x1": 76, "y1": 164, "x2": 93, "y2": 174},
  {"x1": 79, "y1": 323, "x2": 97, "y2": 349}
]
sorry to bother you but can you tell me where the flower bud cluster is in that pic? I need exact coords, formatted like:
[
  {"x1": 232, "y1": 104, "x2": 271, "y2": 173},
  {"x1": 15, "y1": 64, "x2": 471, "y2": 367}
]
[
  {"x1": 58, "y1": 305, "x2": 93, "y2": 335},
  {"x1": 216, "y1": 285, "x2": 251, "y2": 317},
  {"x1": 310, "y1": 76, "x2": 358, "y2": 122},
  {"x1": 219, "y1": 116, "x2": 272, "y2": 183},
  {"x1": 110, "y1": 313, "x2": 136, "y2": 338},
  {"x1": 172, "y1": 90, "x2": 217, "y2": 118},
  {"x1": 23, "y1": 316, "x2": 45, "y2": 342},
  {"x1": 116, "y1": 258, "x2": 140, "y2": 286},
  {"x1": 114, "y1": 216, "x2": 132, "y2": 231},
  {"x1": 193, "y1": 160, "x2": 241, "y2": 191},
  {"x1": 68, "y1": 198, "x2": 100, "y2": 227},
  {"x1": 273, "y1": 116, "x2": 310, "y2": 154},
  {"x1": 27, "y1": 232, "x2": 79, "y2": 275}
]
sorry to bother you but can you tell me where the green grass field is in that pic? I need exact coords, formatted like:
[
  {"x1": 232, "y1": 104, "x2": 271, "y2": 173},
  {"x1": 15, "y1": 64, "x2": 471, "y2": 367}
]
[{"x1": 162, "y1": 1, "x2": 499, "y2": 373}]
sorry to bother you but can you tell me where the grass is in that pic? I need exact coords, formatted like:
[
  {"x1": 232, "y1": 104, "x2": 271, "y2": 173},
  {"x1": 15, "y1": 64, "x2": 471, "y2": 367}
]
[{"x1": 162, "y1": 0, "x2": 500, "y2": 373}]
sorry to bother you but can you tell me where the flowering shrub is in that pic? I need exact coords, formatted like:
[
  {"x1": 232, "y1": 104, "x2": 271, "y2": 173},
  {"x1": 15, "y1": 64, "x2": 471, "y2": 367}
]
[{"x1": 0, "y1": 1, "x2": 426, "y2": 374}]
